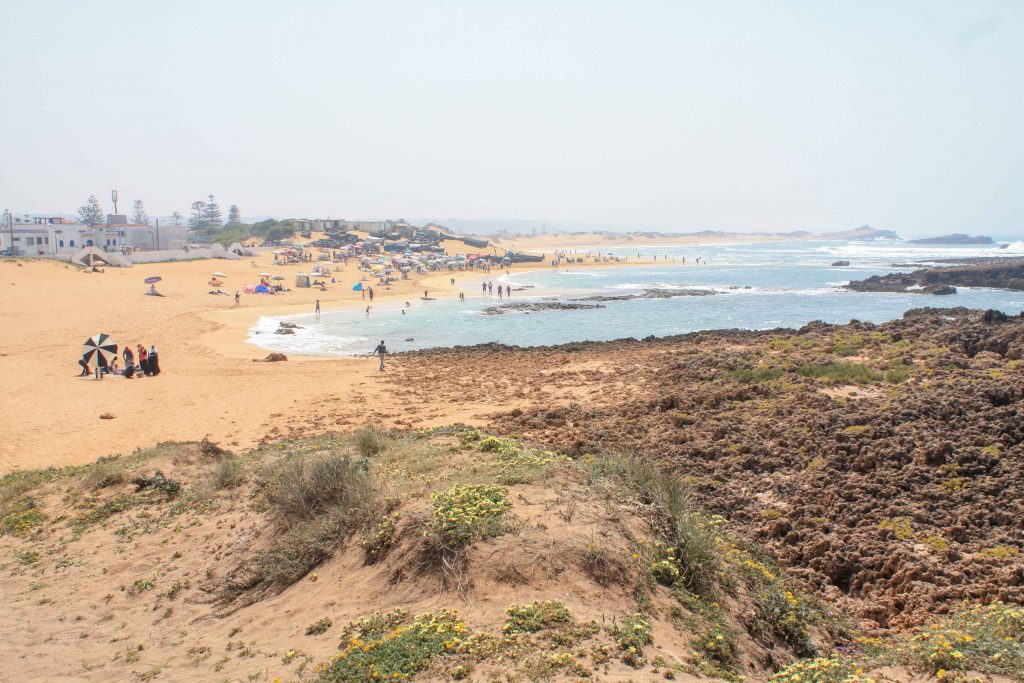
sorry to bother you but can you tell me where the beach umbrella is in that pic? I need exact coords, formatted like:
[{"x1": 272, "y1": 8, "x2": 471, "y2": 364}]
[
  {"x1": 271, "y1": 275, "x2": 285, "y2": 281},
  {"x1": 260, "y1": 272, "x2": 271, "y2": 277},
  {"x1": 144, "y1": 276, "x2": 162, "y2": 284},
  {"x1": 82, "y1": 334, "x2": 118, "y2": 369},
  {"x1": 212, "y1": 271, "x2": 226, "y2": 277}
]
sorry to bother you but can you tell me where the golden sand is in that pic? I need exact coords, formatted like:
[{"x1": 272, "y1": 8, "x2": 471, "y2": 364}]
[{"x1": 0, "y1": 232, "x2": 769, "y2": 473}]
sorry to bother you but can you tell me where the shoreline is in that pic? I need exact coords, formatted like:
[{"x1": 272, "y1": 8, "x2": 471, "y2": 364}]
[{"x1": 5, "y1": 240, "x2": 1023, "y2": 474}]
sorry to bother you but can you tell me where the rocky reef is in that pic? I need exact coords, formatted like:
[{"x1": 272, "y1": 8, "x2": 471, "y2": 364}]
[{"x1": 846, "y1": 258, "x2": 1024, "y2": 294}]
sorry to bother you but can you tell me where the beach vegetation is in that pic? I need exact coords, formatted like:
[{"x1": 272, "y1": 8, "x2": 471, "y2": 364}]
[
  {"x1": 922, "y1": 535, "x2": 950, "y2": 552},
  {"x1": 584, "y1": 453, "x2": 722, "y2": 595},
  {"x1": 503, "y1": 600, "x2": 574, "y2": 634},
  {"x1": 211, "y1": 456, "x2": 245, "y2": 490},
  {"x1": 219, "y1": 451, "x2": 382, "y2": 603},
  {"x1": 769, "y1": 655, "x2": 876, "y2": 683},
  {"x1": 318, "y1": 609, "x2": 468, "y2": 682},
  {"x1": 610, "y1": 613, "x2": 653, "y2": 667},
  {"x1": 885, "y1": 364, "x2": 913, "y2": 384},
  {"x1": 359, "y1": 511, "x2": 399, "y2": 563},
  {"x1": 979, "y1": 545, "x2": 1020, "y2": 560},
  {"x1": 305, "y1": 617, "x2": 332, "y2": 636},
  {"x1": 899, "y1": 601, "x2": 1024, "y2": 677},
  {"x1": 724, "y1": 366, "x2": 785, "y2": 383},
  {"x1": 423, "y1": 483, "x2": 510, "y2": 552},
  {"x1": 878, "y1": 517, "x2": 914, "y2": 540},
  {"x1": 795, "y1": 362, "x2": 881, "y2": 385},
  {"x1": 80, "y1": 458, "x2": 127, "y2": 490},
  {"x1": 354, "y1": 424, "x2": 392, "y2": 459}
]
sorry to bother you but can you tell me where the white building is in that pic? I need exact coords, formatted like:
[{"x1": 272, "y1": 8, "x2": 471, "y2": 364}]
[{"x1": 0, "y1": 216, "x2": 189, "y2": 256}]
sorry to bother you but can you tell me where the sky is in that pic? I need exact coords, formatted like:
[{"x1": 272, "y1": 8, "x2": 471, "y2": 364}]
[{"x1": 1, "y1": 1, "x2": 1022, "y2": 235}]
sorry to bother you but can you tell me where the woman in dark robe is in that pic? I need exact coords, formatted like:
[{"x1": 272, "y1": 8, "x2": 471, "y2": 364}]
[
  {"x1": 148, "y1": 345, "x2": 160, "y2": 376},
  {"x1": 137, "y1": 344, "x2": 149, "y2": 376}
]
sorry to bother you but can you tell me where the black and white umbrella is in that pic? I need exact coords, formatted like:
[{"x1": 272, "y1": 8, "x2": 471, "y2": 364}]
[{"x1": 82, "y1": 334, "x2": 118, "y2": 368}]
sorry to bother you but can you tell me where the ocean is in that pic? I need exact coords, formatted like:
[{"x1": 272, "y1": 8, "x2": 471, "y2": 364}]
[{"x1": 246, "y1": 239, "x2": 1024, "y2": 356}]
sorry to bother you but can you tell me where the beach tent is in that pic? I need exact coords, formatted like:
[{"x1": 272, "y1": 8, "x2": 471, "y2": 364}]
[
  {"x1": 254, "y1": 284, "x2": 271, "y2": 293},
  {"x1": 352, "y1": 282, "x2": 362, "y2": 291},
  {"x1": 295, "y1": 273, "x2": 311, "y2": 288}
]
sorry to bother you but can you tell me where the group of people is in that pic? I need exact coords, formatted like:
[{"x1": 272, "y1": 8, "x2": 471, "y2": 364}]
[
  {"x1": 482, "y1": 281, "x2": 511, "y2": 298},
  {"x1": 78, "y1": 343, "x2": 161, "y2": 379}
]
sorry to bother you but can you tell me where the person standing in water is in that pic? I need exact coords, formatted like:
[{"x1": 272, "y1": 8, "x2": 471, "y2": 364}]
[
  {"x1": 505, "y1": 284, "x2": 510, "y2": 297},
  {"x1": 315, "y1": 299, "x2": 321, "y2": 318},
  {"x1": 372, "y1": 340, "x2": 387, "y2": 371}
]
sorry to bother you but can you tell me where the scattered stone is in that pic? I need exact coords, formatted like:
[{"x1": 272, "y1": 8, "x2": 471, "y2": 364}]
[
  {"x1": 252, "y1": 353, "x2": 288, "y2": 362},
  {"x1": 99, "y1": 412, "x2": 115, "y2": 420}
]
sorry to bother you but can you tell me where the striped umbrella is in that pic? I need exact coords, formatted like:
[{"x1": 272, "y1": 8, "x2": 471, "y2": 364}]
[{"x1": 82, "y1": 334, "x2": 118, "y2": 369}]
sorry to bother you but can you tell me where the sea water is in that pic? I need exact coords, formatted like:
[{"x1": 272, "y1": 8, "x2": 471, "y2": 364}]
[{"x1": 246, "y1": 239, "x2": 1024, "y2": 356}]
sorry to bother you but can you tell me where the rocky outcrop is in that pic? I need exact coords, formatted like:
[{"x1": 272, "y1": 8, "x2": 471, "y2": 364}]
[
  {"x1": 394, "y1": 308, "x2": 1024, "y2": 629},
  {"x1": 576, "y1": 288, "x2": 718, "y2": 302},
  {"x1": 846, "y1": 258, "x2": 1024, "y2": 294},
  {"x1": 908, "y1": 233, "x2": 995, "y2": 245},
  {"x1": 481, "y1": 302, "x2": 605, "y2": 315}
]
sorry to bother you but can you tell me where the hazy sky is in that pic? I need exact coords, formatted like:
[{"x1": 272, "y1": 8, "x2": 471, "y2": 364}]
[{"x1": 1, "y1": 1, "x2": 1021, "y2": 234}]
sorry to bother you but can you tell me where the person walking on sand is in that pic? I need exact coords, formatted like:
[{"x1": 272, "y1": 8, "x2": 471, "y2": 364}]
[
  {"x1": 372, "y1": 340, "x2": 387, "y2": 371},
  {"x1": 368, "y1": 286, "x2": 374, "y2": 301},
  {"x1": 423, "y1": 289, "x2": 429, "y2": 299},
  {"x1": 78, "y1": 355, "x2": 90, "y2": 376},
  {"x1": 506, "y1": 284, "x2": 510, "y2": 298},
  {"x1": 234, "y1": 290, "x2": 240, "y2": 307},
  {"x1": 315, "y1": 299, "x2": 321, "y2": 318}
]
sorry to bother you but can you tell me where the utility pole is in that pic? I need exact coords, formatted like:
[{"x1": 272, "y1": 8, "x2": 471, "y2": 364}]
[
  {"x1": 155, "y1": 218, "x2": 160, "y2": 250},
  {"x1": 5, "y1": 209, "x2": 12, "y2": 256}
]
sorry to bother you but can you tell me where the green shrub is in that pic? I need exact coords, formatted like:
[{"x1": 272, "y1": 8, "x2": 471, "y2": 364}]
[
  {"x1": 612, "y1": 457, "x2": 722, "y2": 594},
  {"x1": 359, "y1": 512, "x2": 399, "y2": 563},
  {"x1": 318, "y1": 609, "x2": 467, "y2": 682},
  {"x1": 306, "y1": 617, "x2": 333, "y2": 636},
  {"x1": 885, "y1": 365, "x2": 912, "y2": 384},
  {"x1": 211, "y1": 457, "x2": 245, "y2": 489},
  {"x1": 354, "y1": 424, "x2": 392, "y2": 458},
  {"x1": 503, "y1": 601, "x2": 574, "y2": 634},
  {"x1": 902, "y1": 602, "x2": 1024, "y2": 676},
  {"x1": 724, "y1": 366, "x2": 784, "y2": 383},
  {"x1": 769, "y1": 655, "x2": 874, "y2": 682},
  {"x1": 80, "y1": 458, "x2": 127, "y2": 490},
  {"x1": 611, "y1": 614, "x2": 653, "y2": 667},
  {"x1": 795, "y1": 362, "x2": 880, "y2": 385},
  {"x1": 220, "y1": 452, "x2": 381, "y2": 603},
  {"x1": 265, "y1": 452, "x2": 377, "y2": 523},
  {"x1": 424, "y1": 484, "x2": 510, "y2": 551}
]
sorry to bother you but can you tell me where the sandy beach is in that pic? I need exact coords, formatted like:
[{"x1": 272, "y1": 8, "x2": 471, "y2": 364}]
[{"x1": 0, "y1": 238, "x2": 670, "y2": 473}]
